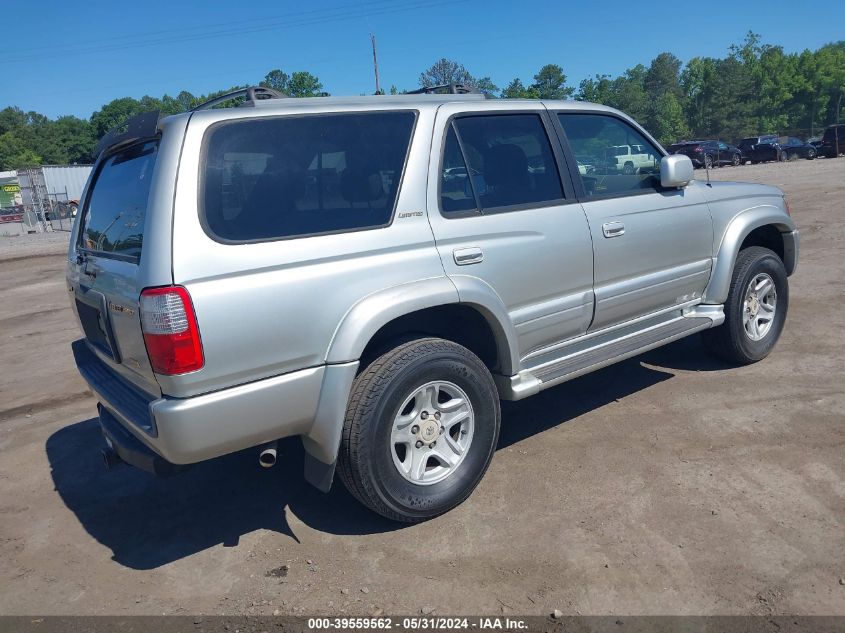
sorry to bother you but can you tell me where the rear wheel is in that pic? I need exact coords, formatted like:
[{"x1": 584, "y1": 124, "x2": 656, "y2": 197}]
[
  {"x1": 702, "y1": 247, "x2": 788, "y2": 365},
  {"x1": 622, "y1": 162, "x2": 635, "y2": 175},
  {"x1": 337, "y1": 337, "x2": 501, "y2": 522}
]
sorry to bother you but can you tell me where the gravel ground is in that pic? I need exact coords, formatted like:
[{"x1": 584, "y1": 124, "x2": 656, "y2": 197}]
[
  {"x1": 0, "y1": 158, "x2": 843, "y2": 617},
  {"x1": 0, "y1": 230, "x2": 70, "y2": 262}
]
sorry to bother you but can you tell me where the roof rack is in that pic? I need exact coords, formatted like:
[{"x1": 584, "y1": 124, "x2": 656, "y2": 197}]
[
  {"x1": 191, "y1": 86, "x2": 287, "y2": 111},
  {"x1": 406, "y1": 83, "x2": 484, "y2": 95}
]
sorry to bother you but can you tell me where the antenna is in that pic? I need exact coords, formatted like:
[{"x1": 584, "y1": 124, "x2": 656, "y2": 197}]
[{"x1": 370, "y1": 34, "x2": 381, "y2": 95}]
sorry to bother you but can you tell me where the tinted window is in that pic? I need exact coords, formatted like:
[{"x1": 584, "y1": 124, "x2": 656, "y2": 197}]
[
  {"x1": 202, "y1": 111, "x2": 415, "y2": 242},
  {"x1": 447, "y1": 114, "x2": 563, "y2": 211},
  {"x1": 440, "y1": 125, "x2": 477, "y2": 214},
  {"x1": 80, "y1": 141, "x2": 157, "y2": 260},
  {"x1": 558, "y1": 114, "x2": 661, "y2": 197}
]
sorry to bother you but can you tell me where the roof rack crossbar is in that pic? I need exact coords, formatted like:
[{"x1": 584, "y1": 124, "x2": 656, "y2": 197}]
[
  {"x1": 192, "y1": 86, "x2": 287, "y2": 111},
  {"x1": 406, "y1": 83, "x2": 482, "y2": 95}
]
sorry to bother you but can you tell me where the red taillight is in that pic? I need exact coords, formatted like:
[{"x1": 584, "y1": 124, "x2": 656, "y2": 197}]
[
  {"x1": 693, "y1": 146, "x2": 703, "y2": 153},
  {"x1": 139, "y1": 286, "x2": 204, "y2": 375}
]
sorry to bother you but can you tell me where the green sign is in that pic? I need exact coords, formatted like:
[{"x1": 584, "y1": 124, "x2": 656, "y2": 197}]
[{"x1": 0, "y1": 179, "x2": 20, "y2": 207}]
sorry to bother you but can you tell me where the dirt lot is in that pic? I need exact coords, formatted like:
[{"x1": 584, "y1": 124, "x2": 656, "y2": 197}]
[{"x1": 0, "y1": 159, "x2": 843, "y2": 617}]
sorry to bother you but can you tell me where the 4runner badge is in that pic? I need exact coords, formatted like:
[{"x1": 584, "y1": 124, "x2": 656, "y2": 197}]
[{"x1": 108, "y1": 302, "x2": 135, "y2": 316}]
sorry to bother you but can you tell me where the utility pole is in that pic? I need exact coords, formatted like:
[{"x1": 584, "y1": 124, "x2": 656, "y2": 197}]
[{"x1": 371, "y1": 33, "x2": 381, "y2": 95}]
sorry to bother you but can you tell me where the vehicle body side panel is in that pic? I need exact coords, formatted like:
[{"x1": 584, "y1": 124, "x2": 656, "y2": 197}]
[
  {"x1": 580, "y1": 178, "x2": 714, "y2": 332},
  {"x1": 425, "y1": 101, "x2": 596, "y2": 362},
  {"x1": 166, "y1": 104, "x2": 445, "y2": 398},
  {"x1": 702, "y1": 181, "x2": 797, "y2": 304}
]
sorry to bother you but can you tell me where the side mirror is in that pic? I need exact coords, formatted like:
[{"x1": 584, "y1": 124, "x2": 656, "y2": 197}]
[{"x1": 660, "y1": 154, "x2": 694, "y2": 189}]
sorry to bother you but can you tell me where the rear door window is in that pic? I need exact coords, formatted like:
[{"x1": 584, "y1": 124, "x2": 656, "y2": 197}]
[
  {"x1": 441, "y1": 113, "x2": 564, "y2": 213},
  {"x1": 80, "y1": 141, "x2": 158, "y2": 260},
  {"x1": 202, "y1": 111, "x2": 416, "y2": 242}
]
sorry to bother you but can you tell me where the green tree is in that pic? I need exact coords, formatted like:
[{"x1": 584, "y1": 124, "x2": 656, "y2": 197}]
[
  {"x1": 502, "y1": 78, "x2": 539, "y2": 99},
  {"x1": 260, "y1": 69, "x2": 291, "y2": 93},
  {"x1": 531, "y1": 64, "x2": 573, "y2": 100},
  {"x1": 287, "y1": 71, "x2": 324, "y2": 97},
  {"x1": 419, "y1": 58, "x2": 474, "y2": 87},
  {"x1": 576, "y1": 75, "x2": 614, "y2": 104},
  {"x1": 90, "y1": 97, "x2": 145, "y2": 138},
  {"x1": 0, "y1": 130, "x2": 42, "y2": 170}
]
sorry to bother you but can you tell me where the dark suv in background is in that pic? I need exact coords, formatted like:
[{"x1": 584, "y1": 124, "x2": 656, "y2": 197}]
[
  {"x1": 666, "y1": 140, "x2": 742, "y2": 168},
  {"x1": 820, "y1": 124, "x2": 845, "y2": 158},
  {"x1": 738, "y1": 135, "x2": 778, "y2": 163}
]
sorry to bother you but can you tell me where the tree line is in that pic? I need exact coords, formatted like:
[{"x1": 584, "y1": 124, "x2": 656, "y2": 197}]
[{"x1": 1, "y1": 33, "x2": 843, "y2": 170}]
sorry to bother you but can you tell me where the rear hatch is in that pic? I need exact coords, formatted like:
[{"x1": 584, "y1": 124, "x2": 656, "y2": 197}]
[{"x1": 69, "y1": 138, "x2": 165, "y2": 398}]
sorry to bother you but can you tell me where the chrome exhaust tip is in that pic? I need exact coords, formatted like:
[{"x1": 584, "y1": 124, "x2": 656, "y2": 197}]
[{"x1": 259, "y1": 442, "x2": 278, "y2": 468}]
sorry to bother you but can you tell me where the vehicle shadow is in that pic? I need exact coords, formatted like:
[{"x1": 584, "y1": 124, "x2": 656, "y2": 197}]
[{"x1": 46, "y1": 337, "x2": 708, "y2": 570}]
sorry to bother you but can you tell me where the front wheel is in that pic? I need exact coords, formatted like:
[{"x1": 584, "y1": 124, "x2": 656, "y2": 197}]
[
  {"x1": 807, "y1": 148, "x2": 816, "y2": 160},
  {"x1": 702, "y1": 247, "x2": 788, "y2": 365},
  {"x1": 732, "y1": 153, "x2": 741, "y2": 166},
  {"x1": 337, "y1": 337, "x2": 501, "y2": 522}
]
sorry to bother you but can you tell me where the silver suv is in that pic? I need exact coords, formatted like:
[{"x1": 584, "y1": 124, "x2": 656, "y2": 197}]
[{"x1": 68, "y1": 86, "x2": 799, "y2": 522}]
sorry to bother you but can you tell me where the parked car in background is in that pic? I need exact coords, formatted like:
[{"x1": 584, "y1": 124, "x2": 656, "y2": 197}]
[
  {"x1": 807, "y1": 135, "x2": 824, "y2": 149},
  {"x1": 746, "y1": 139, "x2": 787, "y2": 164},
  {"x1": 603, "y1": 144, "x2": 658, "y2": 174},
  {"x1": 738, "y1": 135, "x2": 778, "y2": 163},
  {"x1": 819, "y1": 124, "x2": 845, "y2": 158},
  {"x1": 779, "y1": 136, "x2": 817, "y2": 160},
  {"x1": 667, "y1": 140, "x2": 742, "y2": 168}
]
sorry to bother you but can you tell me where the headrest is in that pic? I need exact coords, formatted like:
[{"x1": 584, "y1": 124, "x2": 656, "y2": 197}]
[{"x1": 483, "y1": 144, "x2": 529, "y2": 188}]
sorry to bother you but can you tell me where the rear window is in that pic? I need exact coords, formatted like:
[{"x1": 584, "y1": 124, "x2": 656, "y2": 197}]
[
  {"x1": 80, "y1": 141, "x2": 158, "y2": 260},
  {"x1": 823, "y1": 126, "x2": 844, "y2": 141},
  {"x1": 202, "y1": 111, "x2": 416, "y2": 242}
]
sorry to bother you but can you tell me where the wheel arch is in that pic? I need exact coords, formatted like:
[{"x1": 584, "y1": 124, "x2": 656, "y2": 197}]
[
  {"x1": 704, "y1": 206, "x2": 798, "y2": 304},
  {"x1": 325, "y1": 276, "x2": 519, "y2": 377}
]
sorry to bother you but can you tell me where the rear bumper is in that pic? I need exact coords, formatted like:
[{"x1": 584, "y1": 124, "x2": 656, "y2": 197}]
[
  {"x1": 98, "y1": 404, "x2": 184, "y2": 476},
  {"x1": 73, "y1": 339, "x2": 356, "y2": 467}
]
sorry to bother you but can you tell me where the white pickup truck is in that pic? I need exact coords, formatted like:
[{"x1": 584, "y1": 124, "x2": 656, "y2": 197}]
[{"x1": 606, "y1": 144, "x2": 658, "y2": 174}]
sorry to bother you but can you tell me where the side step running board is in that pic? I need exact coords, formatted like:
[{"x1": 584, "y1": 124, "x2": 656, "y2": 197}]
[{"x1": 495, "y1": 308, "x2": 721, "y2": 400}]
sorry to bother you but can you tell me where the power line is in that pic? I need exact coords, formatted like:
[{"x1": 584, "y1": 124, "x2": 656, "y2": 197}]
[{"x1": 2, "y1": 0, "x2": 468, "y2": 65}]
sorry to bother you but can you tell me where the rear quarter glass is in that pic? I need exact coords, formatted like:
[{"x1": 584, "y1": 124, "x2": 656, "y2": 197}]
[{"x1": 199, "y1": 110, "x2": 417, "y2": 243}]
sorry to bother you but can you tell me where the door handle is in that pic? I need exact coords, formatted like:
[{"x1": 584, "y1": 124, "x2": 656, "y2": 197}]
[
  {"x1": 602, "y1": 221, "x2": 625, "y2": 238},
  {"x1": 453, "y1": 247, "x2": 484, "y2": 266}
]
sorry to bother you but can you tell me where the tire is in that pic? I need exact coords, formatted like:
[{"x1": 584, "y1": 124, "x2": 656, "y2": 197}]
[
  {"x1": 751, "y1": 159, "x2": 759, "y2": 165},
  {"x1": 622, "y1": 162, "x2": 635, "y2": 175},
  {"x1": 704, "y1": 154, "x2": 713, "y2": 169},
  {"x1": 337, "y1": 337, "x2": 501, "y2": 522},
  {"x1": 807, "y1": 148, "x2": 816, "y2": 160},
  {"x1": 702, "y1": 246, "x2": 789, "y2": 365},
  {"x1": 732, "y1": 153, "x2": 741, "y2": 166}
]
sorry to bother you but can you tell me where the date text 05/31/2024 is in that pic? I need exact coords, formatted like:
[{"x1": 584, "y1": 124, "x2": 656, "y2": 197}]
[{"x1": 307, "y1": 617, "x2": 529, "y2": 630}]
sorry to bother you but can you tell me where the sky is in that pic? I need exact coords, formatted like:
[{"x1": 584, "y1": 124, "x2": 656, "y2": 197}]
[{"x1": 3, "y1": 0, "x2": 844, "y2": 120}]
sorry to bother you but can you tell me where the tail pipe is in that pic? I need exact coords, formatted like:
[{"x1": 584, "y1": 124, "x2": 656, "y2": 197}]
[
  {"x1": 259, "y1": 441, "x2": 278, "y2": 468},
  {"x1": 101, "y1": 447, "x2": 123, "y2": 470}
]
